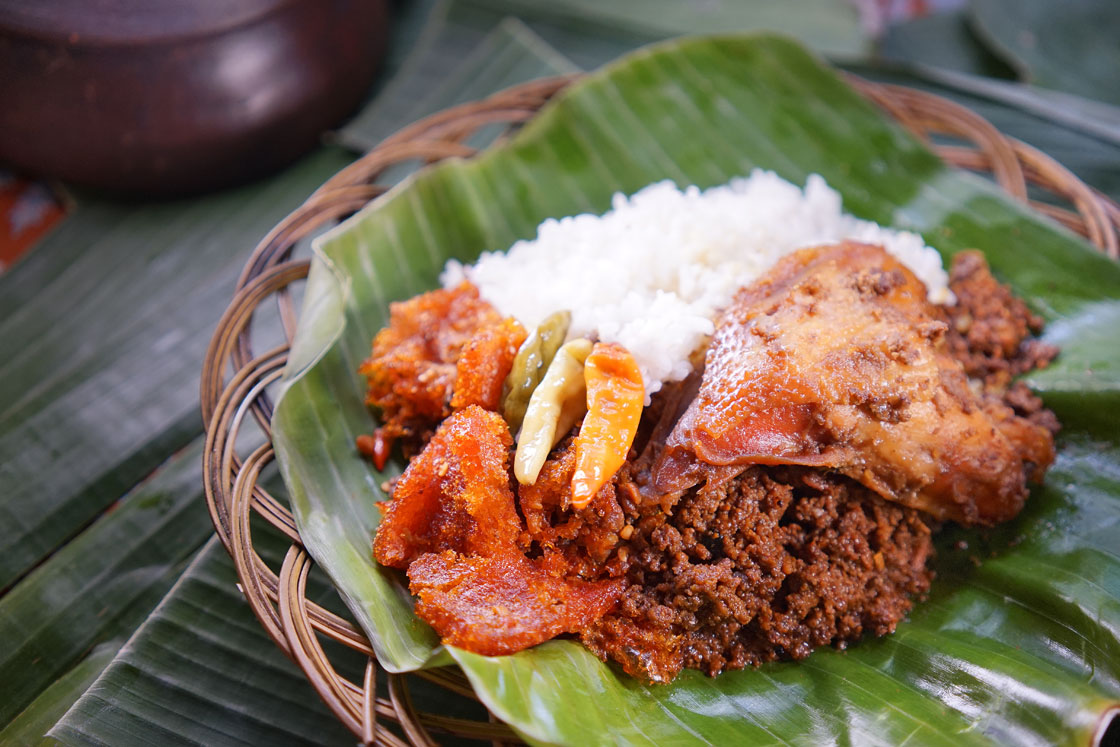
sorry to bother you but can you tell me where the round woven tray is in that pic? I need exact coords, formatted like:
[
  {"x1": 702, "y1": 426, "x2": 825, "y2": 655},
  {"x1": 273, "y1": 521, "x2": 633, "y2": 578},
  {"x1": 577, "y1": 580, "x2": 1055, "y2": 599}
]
[{"x1": 200, "y1": 73, "x2": 1120, "y2": 746}]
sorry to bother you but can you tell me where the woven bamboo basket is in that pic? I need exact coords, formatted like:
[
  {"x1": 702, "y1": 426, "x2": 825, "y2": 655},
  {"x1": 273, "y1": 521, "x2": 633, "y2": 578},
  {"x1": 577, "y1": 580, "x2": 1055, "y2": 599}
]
[{"x1": 200, "y1": 73, "x2": 1120, "y2": 746}]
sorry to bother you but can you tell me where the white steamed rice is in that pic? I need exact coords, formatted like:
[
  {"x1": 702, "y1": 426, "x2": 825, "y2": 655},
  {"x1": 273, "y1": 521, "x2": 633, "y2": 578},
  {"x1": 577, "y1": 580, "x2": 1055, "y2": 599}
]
[{"x1": 441, "y1": 170, "x2": 950, "y2": 401}]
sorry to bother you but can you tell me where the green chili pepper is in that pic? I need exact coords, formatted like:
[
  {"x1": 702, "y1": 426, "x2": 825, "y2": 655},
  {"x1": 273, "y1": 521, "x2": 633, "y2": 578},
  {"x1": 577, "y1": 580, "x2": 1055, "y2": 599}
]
[
  {"x1": 501, "y1": 310, "x2": 571, "y2": 432},
  {"x1": 514, "y1": 338, "x2": 592, "y2": 485}
]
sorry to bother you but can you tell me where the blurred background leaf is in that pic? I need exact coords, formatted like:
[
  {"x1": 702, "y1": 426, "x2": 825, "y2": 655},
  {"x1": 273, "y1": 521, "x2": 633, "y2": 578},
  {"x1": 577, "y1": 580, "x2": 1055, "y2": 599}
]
[
  {"x1": 0, "y1": 147, "x2": 354, "y2": 741},
  {"x1": 879, "y1": 8, "x2": 1015, "y2": 78},
  {"x1": 877, "y1": 4, "x2": 1120, "y2": 153},
  {"x1": 340, "y1": 16, "x2": 578, "y2": 152},
  {"x1": 0, "y1": 439, "x2": 213, "y2": 726},
  {"x1": 847, "y1": 63, "x2": 1120, "y2": 200},
  {"x1": 0, "y1": 148, "x2": 352, "y2": 594},
  {"x1": 969, "y1": 0, "x2": 1120, "y2": 106},
  {"x1": 48, "y1": 504, "x2": 491, "y2": 746},
  {"x1": 470, "y1": 0, "x2": 870, "y2": 58},
  {"x1": 47, "y1": 533, "x2": 360, "y2": 746},
  {"x1": 0, "y1": 641, "x2": 120, "y2": 746}
]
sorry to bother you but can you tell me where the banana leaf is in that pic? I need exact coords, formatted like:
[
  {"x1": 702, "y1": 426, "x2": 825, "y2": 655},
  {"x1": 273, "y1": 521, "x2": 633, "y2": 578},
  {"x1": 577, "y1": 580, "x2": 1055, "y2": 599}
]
[
  {"x1": 878, "y1": 9, "x2": 1016, "y2": 79},
  {"x1": 48, "y1": 532, "x2": 360, "y2": 747},
  {"x1": 0, "y1": 438, "x2": 212, "y2": 727},
  {"x1": 272, "y1": 35, "x2": 1120, "y2": 745},
  {"x1": 842, "y1": 63, "x2": 1120, "y2": 203},
  {"x1": 969, "y1": 0, "x2": 1120, "y2": 107},
  {"x1": 47, "y1": 471, "x2": 496, "y2": 746},
  {"x1": 0, "y1": 147, "x2": 352, "y2": 592},
  {"x1": 1, "y1": 641, "x2": 120, "y2": 746},
  {"x1": 877, "y1": 8, "x2": 1120, "y2": 149},
  {"x1": 449, "y1": 0, "x2": 651, "y2": 72},
  {"x1": 342, "y1": 0, "x2": 868, "y2": 151},
  {"x1": 338, "y1": 16, "x2": 578, "y2": 153},
  {"x1": 468, "y1": 0, "x2": 869, "y2": 59}
]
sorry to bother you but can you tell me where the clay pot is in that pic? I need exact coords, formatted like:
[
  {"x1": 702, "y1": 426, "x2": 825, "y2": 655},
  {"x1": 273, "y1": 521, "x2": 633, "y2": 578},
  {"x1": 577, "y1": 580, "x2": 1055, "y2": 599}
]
[{"x1": 0, "y1": 0, "x2": 389, "y2": 196}]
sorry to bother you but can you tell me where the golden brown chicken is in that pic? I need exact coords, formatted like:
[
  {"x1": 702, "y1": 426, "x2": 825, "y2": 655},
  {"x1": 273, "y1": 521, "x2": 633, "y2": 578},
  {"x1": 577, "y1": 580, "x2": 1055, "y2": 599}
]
[{"x1": 653, "y1": 242, "x2": 1054, "y2": 526}]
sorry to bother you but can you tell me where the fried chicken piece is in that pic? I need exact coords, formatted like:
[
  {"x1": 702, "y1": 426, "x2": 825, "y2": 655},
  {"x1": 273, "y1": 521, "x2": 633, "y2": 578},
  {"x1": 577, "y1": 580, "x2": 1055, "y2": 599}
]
[
  {"x1": 409, "y1": 550, "x2": 622, "y2": 656},
  {"x1": 373, "y1": 406, "x2": 623, "y2": 656},
  {"x1": 372, "y1": 404, "x2": 522, "y2": 567},
  {"x1": 359, "y1": 283, "x2": 503, "y2": 449},
  {"x1": 450, "y1": 317, "x2": 526, "y2": 412},
  {"x1": 654, "y1": 242, "x2": 1054, "y2": 526}
]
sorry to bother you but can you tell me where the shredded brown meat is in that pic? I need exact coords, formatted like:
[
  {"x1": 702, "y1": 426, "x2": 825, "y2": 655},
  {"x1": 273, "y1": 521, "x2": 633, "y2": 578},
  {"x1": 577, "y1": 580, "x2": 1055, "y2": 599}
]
[
  {"x1": 939, "y1": 250, "x2": 1061, "y2": 444},
  {"x1": 583, "y1": 463, "x2": 933, "y2": 682},
  {"x1": 942, "y1": 250, "x2": 1057, "y2": 392},
  {"x1": 363, "y1": 244, "x2": 1058, "y2": 683}
]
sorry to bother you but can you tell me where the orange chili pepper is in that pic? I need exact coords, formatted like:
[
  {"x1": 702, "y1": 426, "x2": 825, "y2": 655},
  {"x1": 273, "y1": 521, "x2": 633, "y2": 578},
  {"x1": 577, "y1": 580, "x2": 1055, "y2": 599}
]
[{"x1": 571, "y1": 342, "x2": 644, "y2": 509}]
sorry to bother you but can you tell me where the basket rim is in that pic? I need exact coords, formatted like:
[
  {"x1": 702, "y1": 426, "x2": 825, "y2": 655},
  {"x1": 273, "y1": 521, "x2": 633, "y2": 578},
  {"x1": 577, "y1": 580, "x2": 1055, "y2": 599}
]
[{"x1": 200, "y1": 70, "x2": 1120, "y2": 746}]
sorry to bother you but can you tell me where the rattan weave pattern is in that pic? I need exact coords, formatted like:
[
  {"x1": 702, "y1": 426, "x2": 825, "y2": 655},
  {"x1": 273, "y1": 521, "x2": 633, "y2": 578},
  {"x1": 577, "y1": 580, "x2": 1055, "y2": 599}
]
[{"x1": 200, "y1": 74, "x2": 1120, "y2": 746}]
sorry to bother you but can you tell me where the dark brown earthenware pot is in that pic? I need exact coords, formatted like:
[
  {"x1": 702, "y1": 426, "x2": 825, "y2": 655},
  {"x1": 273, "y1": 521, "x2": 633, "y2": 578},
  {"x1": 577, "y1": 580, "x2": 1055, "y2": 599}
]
[{"x1": 0, "y1": 0, "x2": 389, "y2": 196}]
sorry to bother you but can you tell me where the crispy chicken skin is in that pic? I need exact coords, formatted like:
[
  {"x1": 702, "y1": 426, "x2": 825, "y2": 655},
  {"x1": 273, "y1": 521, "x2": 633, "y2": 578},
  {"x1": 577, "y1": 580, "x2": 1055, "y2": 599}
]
[
  {"x1": 450, "y1": 317, "x2": 527, "y2": 412},
  {"x1": 358, "y1": 283, "x2": 506, "y2": 449},
  {"x1": 373, "y1": 406, "x2": 623, "y2": 656},
  {"x1": 653, "y1": 242, "x2": 1054, "y2": 526}
]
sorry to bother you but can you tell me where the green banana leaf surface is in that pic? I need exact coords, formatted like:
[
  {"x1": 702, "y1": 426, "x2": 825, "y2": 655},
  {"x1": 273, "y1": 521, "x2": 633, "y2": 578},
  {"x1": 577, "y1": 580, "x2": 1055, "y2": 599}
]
[
  {"x1": 338, "y1": 16, "x2": 578, "y2": 153},
  {"x1": 0, "y1": 437, "x2": 212, "y2": 726},
  {"x1": 48, "y1": 533, "x2": 360, "y2": 747},
  {"x1": 272, "y1": 35, "x2": 1120, "y2": 745}
]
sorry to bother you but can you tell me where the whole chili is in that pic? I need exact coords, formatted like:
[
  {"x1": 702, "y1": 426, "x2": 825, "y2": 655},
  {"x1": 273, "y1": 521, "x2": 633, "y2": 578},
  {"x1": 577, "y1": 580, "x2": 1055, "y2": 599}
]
[{"x1": 571, "y1": 342, "x2": 644, "y2": 509}]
